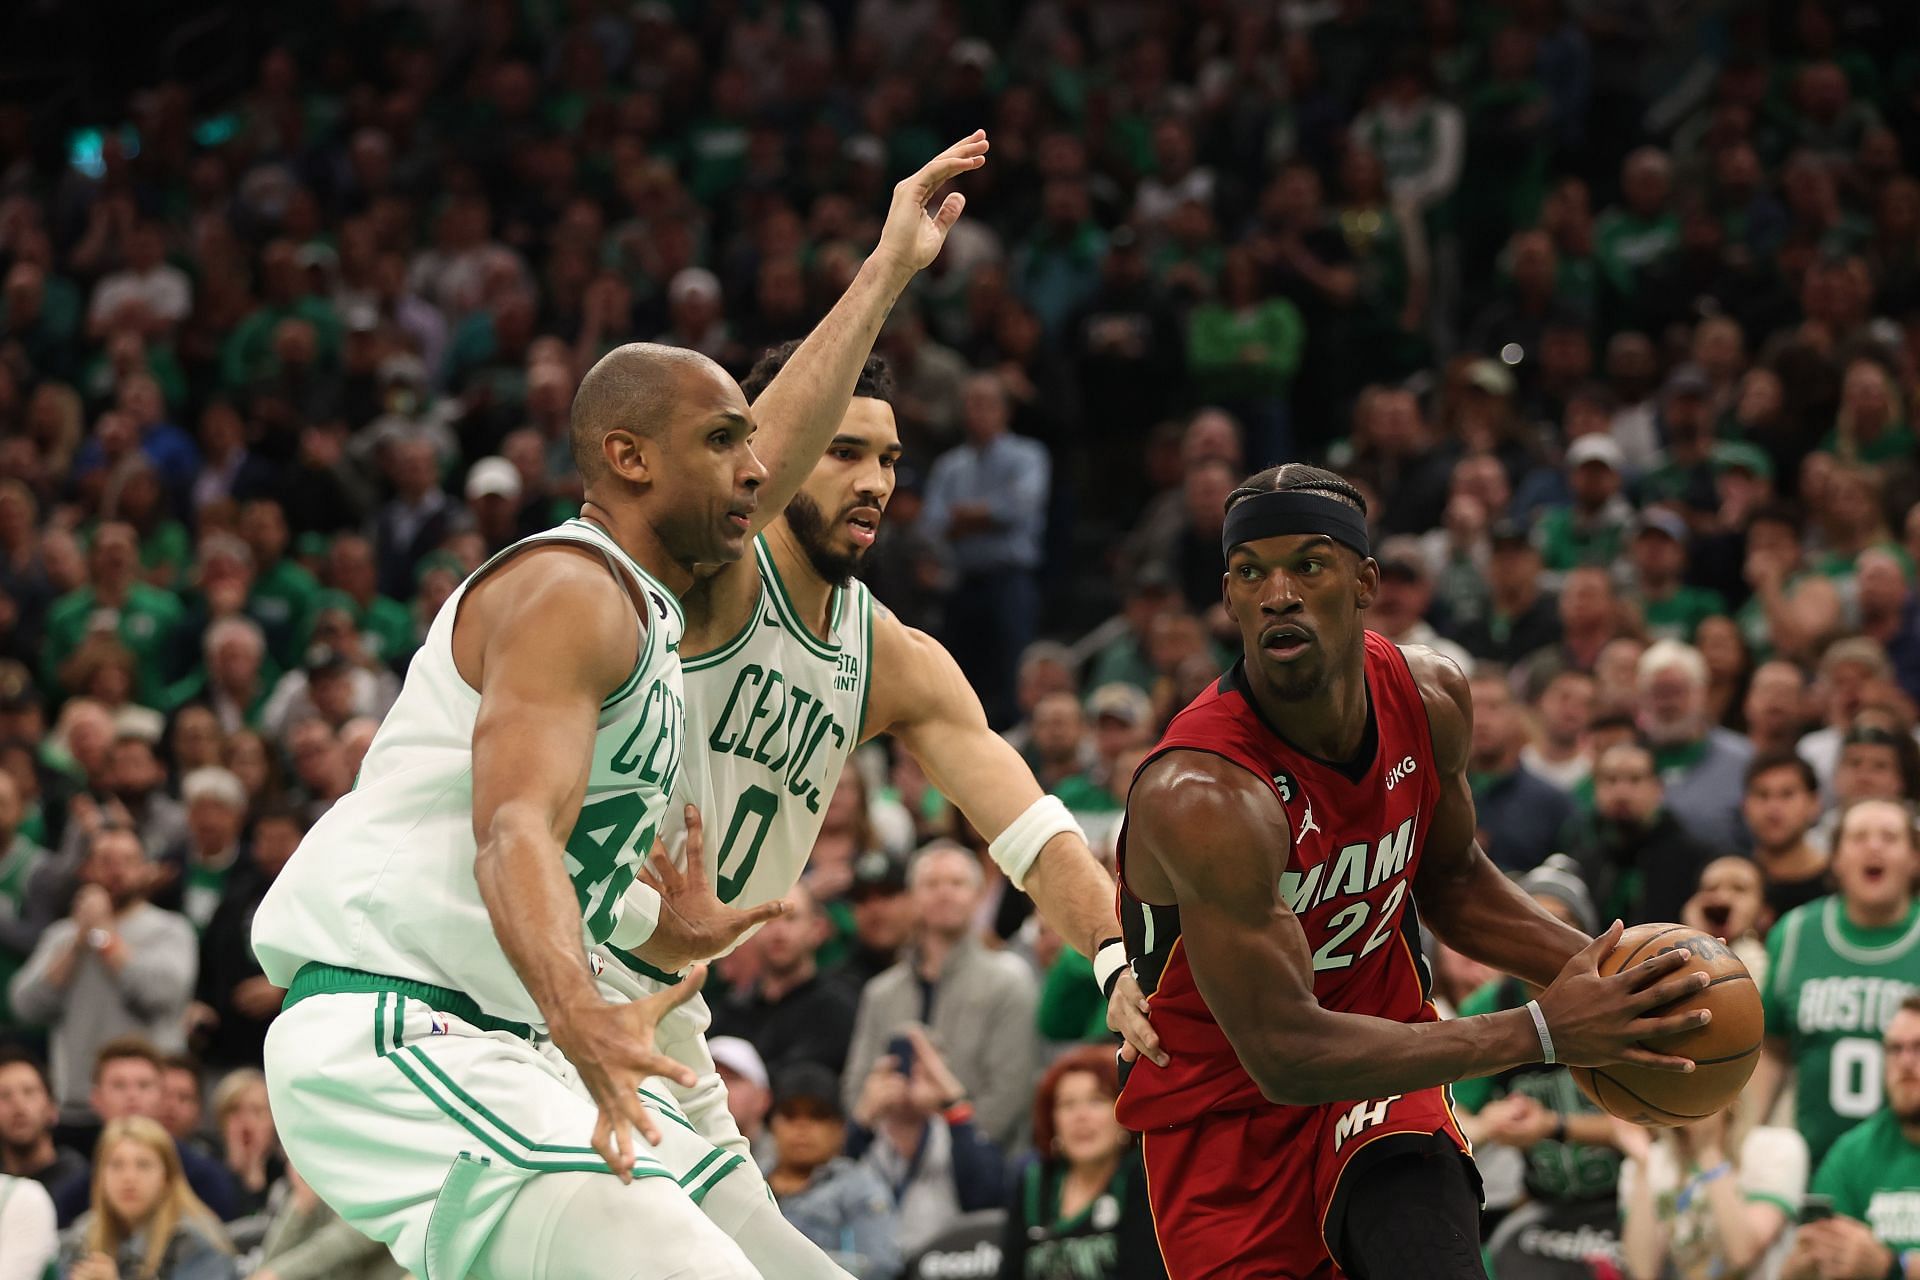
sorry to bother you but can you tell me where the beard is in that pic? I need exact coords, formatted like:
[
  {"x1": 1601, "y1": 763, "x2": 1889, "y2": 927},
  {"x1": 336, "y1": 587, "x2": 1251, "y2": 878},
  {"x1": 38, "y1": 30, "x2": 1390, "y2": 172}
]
[{"x1": 785, "y1": 492, "x2": 867, "y2": 586}]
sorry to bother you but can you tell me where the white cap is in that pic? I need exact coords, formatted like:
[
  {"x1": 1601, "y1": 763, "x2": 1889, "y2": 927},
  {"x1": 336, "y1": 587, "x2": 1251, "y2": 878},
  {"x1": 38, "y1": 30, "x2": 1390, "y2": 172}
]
[
  {"x1": 708, "y1": 1036, "x2": 769, "y2": 1091},
  {"x1": 465, "y1": 457, "x2": 522, "y2": 503},
  {"x1": 1565, "y1": 434, "x2": 1625, "y2": 471},
  {"x1": 668, "y1": 267, "x2": 722, "y2": 305}
]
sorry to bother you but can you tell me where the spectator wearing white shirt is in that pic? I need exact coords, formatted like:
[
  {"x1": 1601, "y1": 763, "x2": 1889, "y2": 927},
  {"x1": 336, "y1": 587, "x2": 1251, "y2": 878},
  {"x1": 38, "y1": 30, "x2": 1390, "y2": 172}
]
[
  {"x1": 87, "y1": 222, "x2": 191, "y2": 337},
  {"x1": 0, "y1": 1172, "x2": 58, "y2": 1280}
]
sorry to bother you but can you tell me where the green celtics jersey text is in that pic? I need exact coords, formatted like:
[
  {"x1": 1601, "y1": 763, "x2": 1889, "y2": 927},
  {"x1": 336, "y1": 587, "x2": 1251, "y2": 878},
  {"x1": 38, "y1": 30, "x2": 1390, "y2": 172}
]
[
  {"x1": 253, "y1": 519, "x2": 686, "y2": 1028},
  {"x1": 595, "y1": 536, "x2": 871, "y2": 997},
  {"x1": 1764, "y1": 896, "x2": 1920, "y2": 1167}
]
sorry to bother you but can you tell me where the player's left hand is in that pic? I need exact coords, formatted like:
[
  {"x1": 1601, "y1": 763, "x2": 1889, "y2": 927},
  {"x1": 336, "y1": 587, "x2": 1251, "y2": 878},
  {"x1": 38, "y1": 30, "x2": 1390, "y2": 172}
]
[
  {"x1": 1110, "y1": 967, "x2": 1168, "y2": 1067},
  {"x1": 873, "y1": 131, "x2": 988, "y2": 279},
  {"x1": 637, "y1": 805, "x2": 790, "y2": 972}
]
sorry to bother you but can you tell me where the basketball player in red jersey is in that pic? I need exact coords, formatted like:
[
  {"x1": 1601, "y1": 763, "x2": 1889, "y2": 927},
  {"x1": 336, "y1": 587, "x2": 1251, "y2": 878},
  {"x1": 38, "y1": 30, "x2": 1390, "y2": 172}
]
[{"x1": 1117, "y1": 465, "x2": 1716, "y2": 1280}]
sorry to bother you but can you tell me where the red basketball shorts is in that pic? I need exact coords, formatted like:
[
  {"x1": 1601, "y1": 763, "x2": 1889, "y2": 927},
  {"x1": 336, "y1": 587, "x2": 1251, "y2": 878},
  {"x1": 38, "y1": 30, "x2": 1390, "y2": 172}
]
[{"x1": 1137, "y1": 1085, "x2": 1475, "y2": 1279}]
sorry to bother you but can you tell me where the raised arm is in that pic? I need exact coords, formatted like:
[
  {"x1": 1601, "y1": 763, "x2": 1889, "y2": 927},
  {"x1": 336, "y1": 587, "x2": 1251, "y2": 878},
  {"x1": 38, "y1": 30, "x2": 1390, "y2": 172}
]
[
  {"x1": 1129, "y1": 750, "x2": 1711, "y2": 1106},
  {"x1": 1405, "y1": 646, "x2": 1591, "y2": 987},
  {"x1": 862, "y1": 607, "x2": 1166, "y2": 1063},
  {"x1": 745, "y1": 133, "x2": 987, "y2": 533},
  {"x1": 462, "y1": 550, "x2": 703, "y2": 1175}
]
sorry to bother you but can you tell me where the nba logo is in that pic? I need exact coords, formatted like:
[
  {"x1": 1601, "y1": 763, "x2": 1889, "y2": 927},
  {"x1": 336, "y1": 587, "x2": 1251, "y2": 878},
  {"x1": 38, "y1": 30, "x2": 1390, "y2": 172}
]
[
  {"x1": 429, "y1": 1013, "x2": 449, "y2": 1036},
  {"x1": 589, "y1": 953, "x2": 605, "y2": 977}
]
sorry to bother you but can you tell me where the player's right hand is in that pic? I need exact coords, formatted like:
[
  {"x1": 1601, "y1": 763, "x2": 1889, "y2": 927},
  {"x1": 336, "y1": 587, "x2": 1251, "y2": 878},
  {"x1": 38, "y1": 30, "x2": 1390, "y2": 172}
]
[
  {"x1": 548, "y1": 966, "x2": 707, "y2": 1181},
  {"x1": 1535, "y1": 920, "x2": 1713, "y2": 1073}
]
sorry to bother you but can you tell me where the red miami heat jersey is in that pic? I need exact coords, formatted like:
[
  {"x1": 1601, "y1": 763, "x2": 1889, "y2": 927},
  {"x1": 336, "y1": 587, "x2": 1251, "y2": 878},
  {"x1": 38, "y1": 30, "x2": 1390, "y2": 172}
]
[{"x1": 1116, "y1": 631, "x2": 1443, "y2": 1132}]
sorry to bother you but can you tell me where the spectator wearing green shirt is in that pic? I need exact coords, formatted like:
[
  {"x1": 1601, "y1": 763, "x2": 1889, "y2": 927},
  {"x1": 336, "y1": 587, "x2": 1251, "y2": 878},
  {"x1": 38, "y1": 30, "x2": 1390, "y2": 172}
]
[
  {"x1": 101, "y1": 462, "x2": 189, "y2": 591},
  {"x1": 1535, "y1": 434, "x2": 1634, "y2": 574},
  {"x1": 1784, "y1": 994, "x2": 1920, "y2": 1280},
  {"x1": 1185, "y1": 247, "x2": 1305, "y2": 457},
  {"x1": 164, "y1": 617, "x2": 274, "y2": 734},
  {"x1": 42, "y1": 523, "x2": 185, "y2": 708},
  {"x1": 319, "y1": 536, "x2": 417, "y2": 673},
  {"x1": 218, "y1": 240, "x2": 341, "y2": 392},
  {"x1": 1594, "y1": 148, "x2": 1681, "y2": 301},
  {"x1": 236, "y1": 501, "x2": 318, "y2": 672},
  {"x1": 1638, "y1": 366, "x2": 1719, "y2": 514},
  {"x1": 1629, "y1": 510, "x2": 1727, "y2": 642}
]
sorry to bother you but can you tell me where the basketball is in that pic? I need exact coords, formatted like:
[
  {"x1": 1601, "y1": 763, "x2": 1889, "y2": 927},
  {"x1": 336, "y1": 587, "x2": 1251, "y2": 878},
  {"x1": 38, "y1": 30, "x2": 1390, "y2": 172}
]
[{"x1": 1570, "y1": 923, "x2": 1764, "y2": 1126}]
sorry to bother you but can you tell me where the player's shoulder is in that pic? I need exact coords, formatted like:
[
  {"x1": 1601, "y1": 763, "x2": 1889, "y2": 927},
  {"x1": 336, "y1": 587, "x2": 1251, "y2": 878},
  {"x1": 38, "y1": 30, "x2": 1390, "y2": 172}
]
[
  {"x1": 1132, "y1": 748, "x2": 1284, "y2": 832},
  {"x1": 1395, "y1": 641, "x2": 1471, "y2": 768}
]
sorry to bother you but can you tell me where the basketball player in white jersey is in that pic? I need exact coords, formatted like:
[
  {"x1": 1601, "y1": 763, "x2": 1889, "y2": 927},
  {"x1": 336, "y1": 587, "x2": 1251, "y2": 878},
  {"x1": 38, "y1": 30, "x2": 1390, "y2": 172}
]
[
  {"x1": 251, "y1": 135, "x2": 991, "y2": 1280},
  {"x1": 574, "y1": 343, "x2": 1162, "y2": 1234}
]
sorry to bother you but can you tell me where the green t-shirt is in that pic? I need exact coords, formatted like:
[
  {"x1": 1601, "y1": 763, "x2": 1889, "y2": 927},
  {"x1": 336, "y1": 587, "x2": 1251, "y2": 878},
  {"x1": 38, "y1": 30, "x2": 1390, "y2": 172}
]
[
  {"x1": 1640, "y1": 585, "x2": 1728, "y2": 643},
  {"x1": 1455, "y1": 978, "x2": 1622, "y2": 1202},
  {"x1": 1185, "y1": 299, "x2": 1306, "y2": 401},
  {"x1": 1813, "y1": 1109, "x2": 1920, "y2": 1251},
  {"x1": 1820, "y1": 421, "x2": 1920, "y2": 466},
  {"x1": 1764, "y1": 896, "x2": 1920, "y2": 1168},
  {"x1": 42, "y1": 583, "x2": 186, "y2": 705},
  {"x1": 1536, "y1": 506, "x2": 1631, "y2": 572},
  {"x1": 1594, "y1": 209, "x2": 1680, "y2": 297},
  {"x1": 1036, "y1": 946, "x2": 1108, "y2": 1043},
  {"x1": 0, "y1": 837, "x2": 46, "y2": 1025},
  {"x1": 252, "y1": 558, "x2": 320, "y2": 668}
]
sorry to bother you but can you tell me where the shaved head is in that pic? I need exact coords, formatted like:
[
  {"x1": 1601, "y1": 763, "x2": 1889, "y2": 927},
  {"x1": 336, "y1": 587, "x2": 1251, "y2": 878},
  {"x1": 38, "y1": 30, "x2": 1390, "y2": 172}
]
[{"x1": 570, "y1": 343, "x2": 729, "y2": 485}]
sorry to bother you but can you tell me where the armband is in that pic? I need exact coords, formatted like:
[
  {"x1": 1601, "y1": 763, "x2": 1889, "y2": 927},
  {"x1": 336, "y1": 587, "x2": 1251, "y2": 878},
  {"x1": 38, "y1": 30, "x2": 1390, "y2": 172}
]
[
  {"x1": 1093, "y1": 938, "x2": 1129, "y2": 999},
  {"x1": 1526, "y1": 999, "x2": 1556, "y2": 1065},
  {"x1": 606, "y1": 879, "x2": 663, "y2": 951},
  {"x1": 987, "y1": 794, "x2": 1084, "y2": 891}
]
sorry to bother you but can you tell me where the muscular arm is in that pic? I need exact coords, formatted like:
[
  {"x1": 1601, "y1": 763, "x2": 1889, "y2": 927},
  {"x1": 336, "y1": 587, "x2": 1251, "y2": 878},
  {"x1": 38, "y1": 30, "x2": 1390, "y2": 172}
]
[
  {"x1": 1406, "y1": 647, "x2": 1590, "y2": 987},
  {"x1": 1129, "y1": 752, "x2": 1546, "y2": 1105},
  {"x1": 467, "y1": 551, "x2": 640, "y2": 1032},
  {"x1": 863, "y1": 608, "x2": 1118, "y2": 960}
]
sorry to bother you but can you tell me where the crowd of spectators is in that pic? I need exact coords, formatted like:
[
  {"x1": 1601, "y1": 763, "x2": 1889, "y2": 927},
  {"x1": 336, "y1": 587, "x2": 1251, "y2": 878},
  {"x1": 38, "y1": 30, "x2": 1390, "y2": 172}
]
[{"x1": 2, "y1": 0, "x2": 1920, "y2": 1276}]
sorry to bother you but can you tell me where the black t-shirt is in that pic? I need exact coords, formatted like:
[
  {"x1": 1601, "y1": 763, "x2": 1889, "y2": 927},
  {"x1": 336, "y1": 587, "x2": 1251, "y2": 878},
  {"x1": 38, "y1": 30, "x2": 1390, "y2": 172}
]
[{"x1": 1765, "y1": 870, "x2": 1829, "y2": 921}]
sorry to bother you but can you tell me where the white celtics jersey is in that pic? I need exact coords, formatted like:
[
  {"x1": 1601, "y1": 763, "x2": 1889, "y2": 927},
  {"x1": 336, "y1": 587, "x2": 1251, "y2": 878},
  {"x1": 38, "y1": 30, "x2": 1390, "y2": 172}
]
[
  {"x1": 254, "y1": 518, "x2": 686, "y2": 1028},
  {"x1": 596, "y1": 535, "x2": 871, "y2": 996}
]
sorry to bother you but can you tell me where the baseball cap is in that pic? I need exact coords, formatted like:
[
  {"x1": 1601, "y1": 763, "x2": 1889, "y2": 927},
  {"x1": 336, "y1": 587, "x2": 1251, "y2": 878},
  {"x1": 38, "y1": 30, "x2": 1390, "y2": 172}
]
[
  {"x1": 1565, "y1": 435, "x2": 1625, "y2": 472},
  {"x1": 708, "y1": 1037, "x2": 769, "y2": 1092},
  {"x1": 1518, "y1": 855, "x2": 1598, "y2": 935},
  {"x1": 849, "y1": 850, "x2": 908, "y2": 902},
  {"x1": 1465, "y1": 359, "x2": 1516, "y2": 398},
  {"x1": 1712, "y1": 441, "x2": 1774, "y2": 481},
  {"x1": 464, "y1": 456, "x2": 523, "y2": 503},
  {"x1": 1087, "y1": 682, "x2": 1152, "y2": 729},
  {"x1": 1634, "y1": 508, "x2": 1690, "y2": 545},
  {"x1": 304, "y1": 645, "x2": 351, "y2": 679},
  {"x1": 668, "y1": 267, "x2": 722, "y2": 306},
  {"x1": 771, "y1": 1063, "x2": 844, "y2": 1118}
]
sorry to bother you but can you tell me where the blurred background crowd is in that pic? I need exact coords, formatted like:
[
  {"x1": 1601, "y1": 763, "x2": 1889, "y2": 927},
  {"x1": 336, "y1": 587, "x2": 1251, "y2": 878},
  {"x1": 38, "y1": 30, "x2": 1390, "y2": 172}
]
[{"x1": 2, "y1": 0, "x2": 1920, "y2": 1276}]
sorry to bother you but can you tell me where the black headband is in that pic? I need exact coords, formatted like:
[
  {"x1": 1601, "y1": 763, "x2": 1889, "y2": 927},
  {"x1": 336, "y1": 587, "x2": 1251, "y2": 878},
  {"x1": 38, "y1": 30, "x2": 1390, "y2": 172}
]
[{"x1": 1222, "y1": 490, "x2": 1371, "y2": 560}]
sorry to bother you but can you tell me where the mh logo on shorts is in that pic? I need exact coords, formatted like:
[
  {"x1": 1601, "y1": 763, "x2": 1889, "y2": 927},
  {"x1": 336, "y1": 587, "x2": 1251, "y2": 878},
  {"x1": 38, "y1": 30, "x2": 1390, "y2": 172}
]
[
  {"x1": 1331, "y1": 1095, "x2": 1402, "y2": 1152},
  {"x1": 1385, "y1": 756, "x2": 1418, "y2": 790}
]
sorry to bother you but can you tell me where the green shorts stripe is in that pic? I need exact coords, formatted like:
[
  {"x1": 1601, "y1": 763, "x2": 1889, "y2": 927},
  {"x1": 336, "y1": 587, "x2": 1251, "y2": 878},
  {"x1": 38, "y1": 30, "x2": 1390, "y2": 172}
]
[
  {"x1": 676, "y1": 1148, "x2": 724, "y2": 1188},
  {"x1": 385, "y1": 1049, "x2": 623, "y2": 1174},
  {"x1": 688, "y1": 1154, "x2": 745, "y2": 1205},
  {"x1": 401, "y1": 1046, "x2": 607, "y2": 1159},
  {"x1": 392, "y1": 993, "x2": 405, "y2": 1051},
  {"x1": 374, "y1": 992, "x2": 388, "y2": 1058},
  {"x1": 638, "y1": 1087, "x2": 698, "y2": 1133}
]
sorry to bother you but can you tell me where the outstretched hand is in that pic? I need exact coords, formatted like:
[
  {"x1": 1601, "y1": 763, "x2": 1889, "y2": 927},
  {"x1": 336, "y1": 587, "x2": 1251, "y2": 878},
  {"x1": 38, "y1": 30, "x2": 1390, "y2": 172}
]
[
  {"x1": 636, "y1": 805, "x2": 789, "y2": 972},
  {"x1": 874, "y1": 131, "x2": 989, "y2": 278},
  {"x1": 548, "y1": 966, "x2": 707, "y2": 1179}
]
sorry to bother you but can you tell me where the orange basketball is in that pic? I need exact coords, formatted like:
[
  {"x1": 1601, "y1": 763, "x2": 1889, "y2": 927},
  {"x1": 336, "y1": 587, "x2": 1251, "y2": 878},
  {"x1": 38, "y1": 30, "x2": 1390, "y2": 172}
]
[{"x1": 1568, "y1": 923, "x2": 1764, "y2": 1127}]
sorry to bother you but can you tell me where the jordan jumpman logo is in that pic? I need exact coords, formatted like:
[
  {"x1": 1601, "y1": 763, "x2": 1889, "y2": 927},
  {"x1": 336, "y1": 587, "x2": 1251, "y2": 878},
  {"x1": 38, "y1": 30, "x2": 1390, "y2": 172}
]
[{"x1": 1295, "y1": 799, "x2": 1321, "y2": 845}]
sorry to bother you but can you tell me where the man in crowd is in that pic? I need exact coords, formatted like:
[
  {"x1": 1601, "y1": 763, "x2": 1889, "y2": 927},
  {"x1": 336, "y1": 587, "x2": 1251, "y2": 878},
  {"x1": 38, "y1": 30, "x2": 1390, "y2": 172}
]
[
  {"x1": 829, "y1": 852, "x2": 914, "y2": 999},
  {"x1": 842, "y1": 842, "x2": 1038, "y2": 1149},
  {"x1": 8, "y1": 826, "x2": 196, "y2": 1123},
  {"x1": 1637, "y1": 640, "x2": 1754, "y2": 854},
  {"x1": 1521, "y1": 669, "x2": 1597, "y2": 793},
  {"x1": 0, "y1": 1048, "x2": 85, "y2": 1189},
  {"x1": 1467, "y1": 667, "x2": 1575, "y2": 872},
  {"x1": 1569, "y1": 740, "x2": 1716, "y2": 926},
  {"x1": 1785, "y1": 994, "x2": 1920, "y2": 1280},
  {"x1": 1744, "y1": 753, "x2": 1832, "y2": 919},
  {"x1": 708, "y1": 882, "x2": 859, "y2": 1078},
  {"x1": 709, "y1": 1036, "x2": 774, "y2": 1170}
]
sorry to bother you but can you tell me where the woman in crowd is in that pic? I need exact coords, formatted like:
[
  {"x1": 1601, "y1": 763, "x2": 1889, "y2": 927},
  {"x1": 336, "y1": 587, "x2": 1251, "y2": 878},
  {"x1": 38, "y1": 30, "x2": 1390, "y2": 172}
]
[
  {"x1": 1614, "y1": 1102, "x2": 1804, "y2": 1280},
  {"x1": 767, "y1": 1062, "x2": 900, "y2": 1280},
  {"x1": 998, "y1": 1046, "x2": 1166, "y2": 1280},
  {"x1": 212, "y1": 1070, "x2": 281, "y2": 1224},
  {"x1": 60, "y1": 1117, "x2": 235, "y2": 1280}
]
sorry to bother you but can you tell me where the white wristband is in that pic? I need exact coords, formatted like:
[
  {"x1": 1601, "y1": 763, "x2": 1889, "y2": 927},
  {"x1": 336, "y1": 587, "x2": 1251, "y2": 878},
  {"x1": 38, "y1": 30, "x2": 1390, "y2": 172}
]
[
  {"x1": 1092, "y1": 939, "x2": 1129, "y2": 999},
  {"x1": 1526, "y1": 999, "x2": 1556, "y2": 1065},
  {"x1": 987, "y1": 794, "x2": 1085, "y2": 891},
  {"x1": 606, "y1": 879, "x2": 663, "y2": 951}
]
